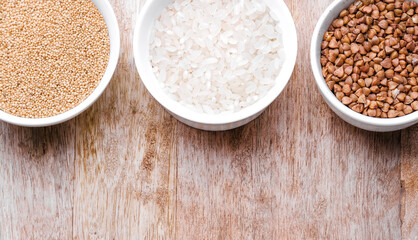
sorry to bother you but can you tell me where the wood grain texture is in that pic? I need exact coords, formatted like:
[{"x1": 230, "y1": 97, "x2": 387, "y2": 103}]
[
  {"x1": 0, "y1": 0, "x2": 416, "y2": 239},
  {"x1": 0, "y1": 122, "x2": 75, "y2": 239},
  {"x1": 73, "y1": 0, "x2": 177, "y2": 239},
  {"x1": 401, "y1": 125, "x2": 418, "y2": 240}
]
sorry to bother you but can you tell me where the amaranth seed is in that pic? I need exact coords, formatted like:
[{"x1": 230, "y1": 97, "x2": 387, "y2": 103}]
[{"x1": 0, "y1": 0, "x2": 110, "y2": 118}]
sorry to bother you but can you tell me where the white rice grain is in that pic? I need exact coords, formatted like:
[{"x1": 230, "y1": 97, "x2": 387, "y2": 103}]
[{"x1": 150, "y1": 0, "x2": 285, "y2": 114}]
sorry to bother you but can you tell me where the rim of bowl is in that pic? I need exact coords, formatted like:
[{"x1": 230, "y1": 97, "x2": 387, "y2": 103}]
[
  {"x1": 0, "y1": 0, "x2": 120, "y2": 127},
  {"x1": 311, "y1": 0, "x2": 418, "y2": 128},
  {"x1": 134, "y1": 0, "x2": 298, "y2": 126}
]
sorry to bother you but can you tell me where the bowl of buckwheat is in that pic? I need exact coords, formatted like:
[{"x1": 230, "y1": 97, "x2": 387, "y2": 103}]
[{"x1": 311, "y1": 0, "x2": 418, "y2": 132}]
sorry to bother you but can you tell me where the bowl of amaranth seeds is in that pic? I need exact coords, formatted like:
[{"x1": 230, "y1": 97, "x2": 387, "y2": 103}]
[{"x1": 0, "y1": 0, "x2": 120, "y2": 127}]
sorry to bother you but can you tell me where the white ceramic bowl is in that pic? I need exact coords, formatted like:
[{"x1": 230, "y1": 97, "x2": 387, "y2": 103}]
[
  {"x1": 0, "y1": 0, "x2": 120, "y2": 127},
  {"x1": 134, "y1": 0, "x2": 297, "y2": 131},
  {"x1": 311, "y1": 0, "x2": 418, "y2": 132}
]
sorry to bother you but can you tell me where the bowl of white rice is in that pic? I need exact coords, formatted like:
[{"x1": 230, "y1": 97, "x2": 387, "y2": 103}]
[{"x1": 134, "y1": 0, "x2": 297, "y2": 131}]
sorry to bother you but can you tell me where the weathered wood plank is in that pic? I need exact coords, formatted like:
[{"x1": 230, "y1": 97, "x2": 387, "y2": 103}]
[
  {"x1": 0, "y1": 122, "x2": 75, "y2": 239},
  {"x1": 73, "y1": 0, "x2": 177, "y2": 239},
  {"x1": 401, "y1": 125, "x2": 418, "y2": 240}
]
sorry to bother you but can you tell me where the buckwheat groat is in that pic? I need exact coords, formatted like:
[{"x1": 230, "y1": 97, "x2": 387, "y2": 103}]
[{"x1": 321, "y1": 0, "x2": 418, "y2": 118}]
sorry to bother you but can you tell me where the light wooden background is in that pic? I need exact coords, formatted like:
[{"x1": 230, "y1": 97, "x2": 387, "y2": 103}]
[{"x1": 0, "y1": 0, "x2": 417, "y2": 239}]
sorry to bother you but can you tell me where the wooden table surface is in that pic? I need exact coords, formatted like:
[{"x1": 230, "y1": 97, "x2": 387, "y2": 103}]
[{"x1": 1, "y1": 0, "x2": 417, "y2": 239}]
